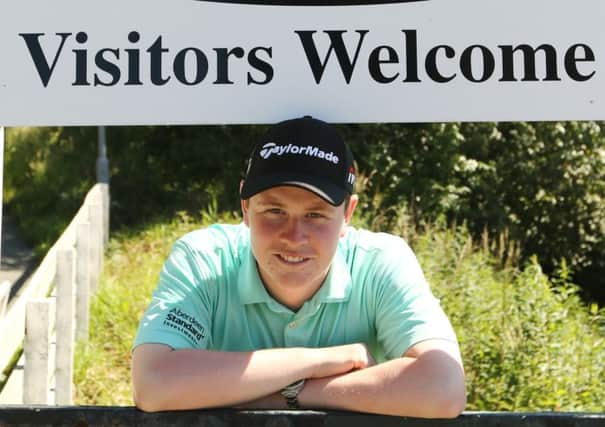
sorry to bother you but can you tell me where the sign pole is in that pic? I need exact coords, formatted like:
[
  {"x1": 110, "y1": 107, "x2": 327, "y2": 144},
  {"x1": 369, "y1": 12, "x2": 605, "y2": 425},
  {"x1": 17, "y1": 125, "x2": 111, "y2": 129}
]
[{"x1": 96, "y1": 126, "x2": 109, "y2": 184}]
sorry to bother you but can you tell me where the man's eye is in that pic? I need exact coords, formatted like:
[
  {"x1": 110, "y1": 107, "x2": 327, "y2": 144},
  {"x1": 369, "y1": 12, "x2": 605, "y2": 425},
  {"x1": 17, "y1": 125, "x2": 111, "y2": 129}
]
[
  {"x1": 307, "y1": 212, "x2": 324, "y2": 219},
  {"x1": 267, "y1": 208, "x2": 283, "y2": 215}
]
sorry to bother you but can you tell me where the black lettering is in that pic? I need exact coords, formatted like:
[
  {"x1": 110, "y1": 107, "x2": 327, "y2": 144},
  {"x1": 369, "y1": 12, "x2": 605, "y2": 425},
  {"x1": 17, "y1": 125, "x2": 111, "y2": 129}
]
[
  {"x1": 247, "y1": 47, "x2": 273, "y2": 85},
  {"x1": 174, "y1": 47, "x2": 208, "y2": 85},
  {"x1": 460, "y1": 44, "x2": 495, "y2": 83},
  {"x1": 499, "y1": 44, "x2": 560, "y2": 82},
  {"x1": 125, "y1": 31, "x2": 142, "y2": 85},
  {"x1": 401, "y1": 30, "x2": 421, "y2": 82},
  {"x1": 214, "y1": 47, "x2": 245, "y2": 84},
  {"x1": 565, "y1": 44, "x2": 596, "y2": 82},
  {"x1": 19, "y1": 32, "x2": 72, "y2": 88},
  {"x1": 147, "y1": 36, "x2": 170, "y2": 85},
  {"x1": 295, "y1": 30, "x2": 368, "y2": 84},
  {"x1": 425, "y1": 45, "x2": 456, "y2": 83},
  {"x1": 94, "y1": 48, "x2": 120, "y2": 86},
  {"x1": 73, "y1": 32, "x2": 90, "y2": 86},
  {"x1": 368, "y1": 45, "x2": 399, "y2": 83}
]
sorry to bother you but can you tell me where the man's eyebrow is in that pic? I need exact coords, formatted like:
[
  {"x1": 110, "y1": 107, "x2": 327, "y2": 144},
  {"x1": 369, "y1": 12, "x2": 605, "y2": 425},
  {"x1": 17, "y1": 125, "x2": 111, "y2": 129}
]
[
  {"x1": 254, "y1": 198, "x2": 285, "y2": 207},
  {"x1": 254, "y1": 198, "x2": 331, "y2": 211},
  {"x1": 305, "y1": 203, "x2": 332, "y2": 211}
]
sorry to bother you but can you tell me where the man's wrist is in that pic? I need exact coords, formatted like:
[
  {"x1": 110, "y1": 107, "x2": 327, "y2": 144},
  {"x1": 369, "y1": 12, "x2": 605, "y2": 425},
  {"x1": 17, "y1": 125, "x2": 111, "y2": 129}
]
[{"x1": 280, "y1": 379, "x2": 306, "y2": 409}]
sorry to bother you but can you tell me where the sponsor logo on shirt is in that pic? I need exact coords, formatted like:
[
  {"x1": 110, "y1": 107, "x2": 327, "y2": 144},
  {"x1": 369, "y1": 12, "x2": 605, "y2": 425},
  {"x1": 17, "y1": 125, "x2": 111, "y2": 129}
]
[{"x1": 163, "y1": 307, "x2": 206, "y2": 343}]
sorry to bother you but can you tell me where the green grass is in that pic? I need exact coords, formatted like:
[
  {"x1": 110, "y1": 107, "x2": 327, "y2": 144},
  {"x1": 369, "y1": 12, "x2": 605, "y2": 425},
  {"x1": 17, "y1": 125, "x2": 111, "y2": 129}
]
[{"x1": 74, "y1": 209, "x2": 605, "y2": 410}]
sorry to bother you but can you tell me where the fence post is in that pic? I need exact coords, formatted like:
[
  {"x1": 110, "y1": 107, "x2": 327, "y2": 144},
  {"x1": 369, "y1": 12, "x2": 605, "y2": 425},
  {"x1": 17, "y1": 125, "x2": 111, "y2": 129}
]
[
  {"x1": 23, "y1": 299, "x2": 52, "y2": 404},
  {"x1": 0, "y1": 280, "x2": 11, "y2": 319},
  {"x1": 75, "y1": 222, "x2": 91, "y2": 341},
  {"x1": 88, "y1": 204, "x2": 102, "y2": 294},
  {"x1": 55, "y1": 248, "x2": 75, "y2": 405}
]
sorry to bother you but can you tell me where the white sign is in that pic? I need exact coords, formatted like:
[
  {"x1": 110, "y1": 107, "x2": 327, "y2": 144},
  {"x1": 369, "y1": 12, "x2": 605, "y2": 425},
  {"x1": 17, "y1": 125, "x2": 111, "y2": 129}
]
[{"x1": 0, "y1": 0, "x2": 603, "y2": 125}]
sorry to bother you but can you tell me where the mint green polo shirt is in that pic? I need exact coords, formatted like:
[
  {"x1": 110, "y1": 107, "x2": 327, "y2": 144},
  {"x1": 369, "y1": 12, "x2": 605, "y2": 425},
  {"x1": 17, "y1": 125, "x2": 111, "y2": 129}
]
[{"x1": 134, "y1": 223, "x2": 457, "y2": 362}]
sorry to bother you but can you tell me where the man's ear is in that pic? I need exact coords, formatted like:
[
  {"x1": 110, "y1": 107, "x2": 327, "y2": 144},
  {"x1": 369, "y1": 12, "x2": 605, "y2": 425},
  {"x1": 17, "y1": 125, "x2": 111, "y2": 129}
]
[
  {"x1": 340, "y1": 194, "x2": 358, "y2": 237},
  {"x1": 241, "y1": 198, "x2": 250, "y2": 226},
  {"x1": 240, "y1": 180, "x2": 250, "y2": 226}
]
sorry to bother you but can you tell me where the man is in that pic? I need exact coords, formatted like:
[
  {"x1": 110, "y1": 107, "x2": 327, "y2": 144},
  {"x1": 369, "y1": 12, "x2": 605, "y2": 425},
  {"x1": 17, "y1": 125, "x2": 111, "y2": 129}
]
[{"x1": 132, "y1": 116, "x2": 466, "y2": 417}]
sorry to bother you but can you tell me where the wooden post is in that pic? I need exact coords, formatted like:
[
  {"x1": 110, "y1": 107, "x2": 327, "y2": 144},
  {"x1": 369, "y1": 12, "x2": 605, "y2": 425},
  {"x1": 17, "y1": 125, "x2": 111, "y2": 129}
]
[
  {"x1": 23, "y1": 299, "x2": 52, "y2": 404},
  {"x1": 0, "y1": 280, "x2": 11, "y2": 319},
  {"x1": 55, "y1": 248, "x2": 75, "y2": 405},
  {"x1": 75, "y1": 222, "x2": 91, "y2": 341},
  {"x1": 88, "y1": 204, "x2": 102, "y2": 294}
]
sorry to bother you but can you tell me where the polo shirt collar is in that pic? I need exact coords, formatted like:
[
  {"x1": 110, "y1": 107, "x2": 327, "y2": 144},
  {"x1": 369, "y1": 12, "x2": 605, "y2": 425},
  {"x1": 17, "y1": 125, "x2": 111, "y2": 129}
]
[{"x1": 237, "y1": 246, "x2": 352, "y2": 307}]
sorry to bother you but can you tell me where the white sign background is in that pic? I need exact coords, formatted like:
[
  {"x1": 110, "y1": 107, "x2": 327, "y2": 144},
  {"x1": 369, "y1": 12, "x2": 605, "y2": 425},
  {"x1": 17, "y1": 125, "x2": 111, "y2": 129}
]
[{"x1": 0, "y1": 0, "x2": 603, "y2": 125}]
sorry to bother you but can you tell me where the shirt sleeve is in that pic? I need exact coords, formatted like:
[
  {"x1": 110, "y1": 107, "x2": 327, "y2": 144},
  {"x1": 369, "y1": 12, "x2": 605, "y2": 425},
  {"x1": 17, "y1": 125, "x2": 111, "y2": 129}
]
[
  {"x1": 373, "y1": 235, "x2": 458, "y2": 359},
  {"x1": 133, "y1": 238, "x2": 214, "y2": 350}
]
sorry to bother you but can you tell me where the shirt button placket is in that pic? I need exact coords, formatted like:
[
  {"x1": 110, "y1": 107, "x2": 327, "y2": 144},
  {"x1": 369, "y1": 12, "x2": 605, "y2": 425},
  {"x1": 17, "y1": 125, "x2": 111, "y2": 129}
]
[{"x1": 284, "y1": 319, "x2": 299, "y2": 346}]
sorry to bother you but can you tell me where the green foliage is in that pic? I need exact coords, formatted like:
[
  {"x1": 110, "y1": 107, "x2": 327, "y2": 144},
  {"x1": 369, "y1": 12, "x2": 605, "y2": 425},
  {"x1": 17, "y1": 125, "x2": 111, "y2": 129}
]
[
  {"x1": 416, "y1": 226, "x2": 605, "y2": 411},
  {"x1": 3, "y1": 125, "x2": 263, "y2": 255},
  {"x1": 4, "y1": 127, "x2": 97, "y2": 255},
  {"x1": 73, "y1": 210, "x2": 605, "y2": 410},
  {"x1": 4, "y1": 121, "x2": 605, "y2": 300},
  {"x1": 104, "y1": 125, "x2": 264, "y2": 227},
  {"x1": 341, "y1": 121, "x2": 605, "y2": 302}
]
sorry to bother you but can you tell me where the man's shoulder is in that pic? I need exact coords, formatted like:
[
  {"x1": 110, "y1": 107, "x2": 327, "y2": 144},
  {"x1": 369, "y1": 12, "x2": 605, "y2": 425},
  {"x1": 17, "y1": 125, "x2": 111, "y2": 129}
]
[
  {"x1": 175, "y1": 222, "x2": 250, "y2": 258},
  {"x1": 341, "y1": 226, "x2": 411, "y2": 254},
  {"x1": 340, "y1": 226, "x2": 420, "y2": 277}
]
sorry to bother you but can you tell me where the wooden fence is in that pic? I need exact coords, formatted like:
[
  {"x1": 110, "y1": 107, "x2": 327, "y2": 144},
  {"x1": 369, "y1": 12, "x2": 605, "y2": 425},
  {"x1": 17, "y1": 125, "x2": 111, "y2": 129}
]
[{"x1": 0, "y1": 183, "x2": 109, "y2": 405}]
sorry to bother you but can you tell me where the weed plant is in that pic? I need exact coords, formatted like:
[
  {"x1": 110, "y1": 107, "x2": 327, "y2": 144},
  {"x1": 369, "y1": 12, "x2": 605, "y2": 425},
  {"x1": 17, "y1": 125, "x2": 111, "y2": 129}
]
[{"x1": 74, "y1": 206, "x2": 604, "y2": 410}]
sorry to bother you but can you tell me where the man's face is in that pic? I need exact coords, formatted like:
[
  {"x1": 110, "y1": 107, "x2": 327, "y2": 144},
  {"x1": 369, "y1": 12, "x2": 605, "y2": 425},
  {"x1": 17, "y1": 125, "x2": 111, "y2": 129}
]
[{"x1": 241, "y1": 186, "x2": 357, "y2": 309}]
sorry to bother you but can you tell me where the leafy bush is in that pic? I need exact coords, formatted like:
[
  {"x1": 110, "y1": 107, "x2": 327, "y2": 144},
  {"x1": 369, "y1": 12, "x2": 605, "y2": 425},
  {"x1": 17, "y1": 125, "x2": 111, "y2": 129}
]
[
  {"x1": 341, "y1": 121, "x2": 605, "y2": 302},
  {"x1": 3, "y1": 127, "x2": 97, "y2": 255},
  {"x1": 415, "y1": 225, "x2": 605, "y2": 411}
]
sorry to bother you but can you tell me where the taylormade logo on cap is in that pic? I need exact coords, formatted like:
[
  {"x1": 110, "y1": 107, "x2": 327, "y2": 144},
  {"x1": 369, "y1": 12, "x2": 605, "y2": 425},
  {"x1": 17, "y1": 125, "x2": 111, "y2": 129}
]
[{"x1": 259, "y1": 142, "x2": 340, "y2": 164}]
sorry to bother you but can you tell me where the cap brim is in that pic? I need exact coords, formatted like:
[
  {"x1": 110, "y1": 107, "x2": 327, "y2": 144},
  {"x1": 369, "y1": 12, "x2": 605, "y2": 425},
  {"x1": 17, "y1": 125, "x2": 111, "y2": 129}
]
[{"x1": 240, "y1": 173, "x2": 347, "y2": 206}]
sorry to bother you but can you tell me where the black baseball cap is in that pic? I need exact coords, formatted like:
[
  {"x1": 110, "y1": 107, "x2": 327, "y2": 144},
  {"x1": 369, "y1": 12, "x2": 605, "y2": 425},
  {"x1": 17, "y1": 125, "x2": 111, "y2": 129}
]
[{"x1": 240, "y1": 116, "x2": 356, "y2": 206}]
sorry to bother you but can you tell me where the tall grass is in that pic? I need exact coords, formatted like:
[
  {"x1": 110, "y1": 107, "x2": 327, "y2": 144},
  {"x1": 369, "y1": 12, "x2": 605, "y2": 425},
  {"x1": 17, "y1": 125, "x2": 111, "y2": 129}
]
[
  {"x1": 415, "y1": 226, "x2": 605, "y2": 411},
  {"x1": 74, "y1": 208, "x2": 604, "y2": 410}
]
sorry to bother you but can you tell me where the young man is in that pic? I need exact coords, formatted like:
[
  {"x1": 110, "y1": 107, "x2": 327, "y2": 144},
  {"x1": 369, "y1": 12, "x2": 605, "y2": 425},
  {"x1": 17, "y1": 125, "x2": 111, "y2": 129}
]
[{"x1": 132, "y1": 116, "x2": 466, "y2": 417}]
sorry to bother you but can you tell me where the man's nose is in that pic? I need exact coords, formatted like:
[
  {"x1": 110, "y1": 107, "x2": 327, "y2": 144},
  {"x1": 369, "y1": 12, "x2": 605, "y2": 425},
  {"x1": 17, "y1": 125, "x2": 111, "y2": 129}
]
[{"x1": 280, "y1": 217, "x2": 308, "y2": 244}]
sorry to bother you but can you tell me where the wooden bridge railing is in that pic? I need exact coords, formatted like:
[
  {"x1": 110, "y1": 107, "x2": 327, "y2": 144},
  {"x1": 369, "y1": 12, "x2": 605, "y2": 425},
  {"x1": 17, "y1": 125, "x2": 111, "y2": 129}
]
[{"x1": 0, "y1": 183, "x2": 109, "y2": 405}]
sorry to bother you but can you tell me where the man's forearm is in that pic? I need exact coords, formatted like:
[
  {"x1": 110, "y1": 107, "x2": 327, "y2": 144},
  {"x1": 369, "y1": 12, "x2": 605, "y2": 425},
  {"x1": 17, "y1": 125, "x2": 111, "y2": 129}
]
[
  {"x1": 299, "y1": 348, "x2": 466, "y2": 418},
  {"x1": 132, "y1": 343, "x2": 372, "y2": 412}
]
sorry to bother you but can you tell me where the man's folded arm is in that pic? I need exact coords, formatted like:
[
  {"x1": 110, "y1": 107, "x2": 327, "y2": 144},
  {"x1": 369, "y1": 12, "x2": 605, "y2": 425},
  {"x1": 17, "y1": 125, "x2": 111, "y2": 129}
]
[
  {"x1": 239, "y1": 339, "x2": 466, "y2": 418},
  {"x1": 299, "y1": 339, "x2": 466, "y2": 418},
  {"x1": 131, "y1": 342, "x2": 373, "y2": 412}
]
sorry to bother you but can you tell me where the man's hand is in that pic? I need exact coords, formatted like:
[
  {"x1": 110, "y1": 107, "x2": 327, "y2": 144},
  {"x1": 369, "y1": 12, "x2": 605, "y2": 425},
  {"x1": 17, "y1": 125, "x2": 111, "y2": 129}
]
[
  {"x1": 298, "y1": 339, "x2": 466, "y2": 418},
  {"x1": 234, "y1": 343, "x2": 376, "y2": 410},
  {"x1": 307, "y1": 343, "x2": 376, "y2": 379}
]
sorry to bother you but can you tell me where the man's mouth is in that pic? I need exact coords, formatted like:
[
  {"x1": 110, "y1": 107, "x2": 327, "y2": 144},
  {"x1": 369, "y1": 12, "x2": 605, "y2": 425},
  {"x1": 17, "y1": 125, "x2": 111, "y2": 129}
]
[{"x1": 277, "y1": 254, "x2": 309, "y2": 264}]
